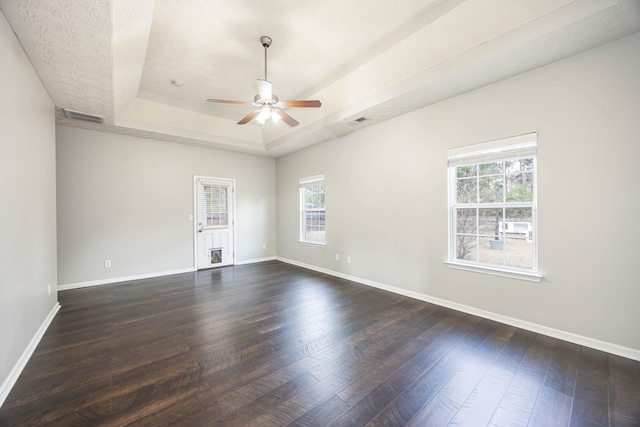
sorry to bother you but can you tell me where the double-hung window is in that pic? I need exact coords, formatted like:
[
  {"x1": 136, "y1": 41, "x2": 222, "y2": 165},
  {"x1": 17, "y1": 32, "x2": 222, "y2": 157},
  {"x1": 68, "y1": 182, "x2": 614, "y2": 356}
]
[
  {"x1": 446, "y1": 133, "x2": 541, "y2": 281},
  {"x1": 299, "y1": 175, "x2": 326, "y2": 245}
]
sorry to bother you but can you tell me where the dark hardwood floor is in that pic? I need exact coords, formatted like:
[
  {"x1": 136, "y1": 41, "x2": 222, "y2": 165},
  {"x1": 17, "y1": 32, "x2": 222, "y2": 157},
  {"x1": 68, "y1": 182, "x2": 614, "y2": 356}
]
[{"x1": 1, "y1": 261, "x2": 638, "y2": 426}]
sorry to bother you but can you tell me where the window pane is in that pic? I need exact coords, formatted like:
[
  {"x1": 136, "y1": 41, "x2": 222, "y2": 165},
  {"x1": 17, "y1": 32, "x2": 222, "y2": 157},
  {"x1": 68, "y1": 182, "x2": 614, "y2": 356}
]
[
  {"x1": 479, "y1": 176, "x2": 503, "y2": 203},
  {"x1": 505, "y1": 207, "x2": 532, "y2": 222},
  {"x1": 310, "y1": 230, "x2": 326, "y2": 242},
  {"x1": 504, "y1": 237, "x2": 533, "y2": 269},
  {"x1": 457, "y1": 165, "x2": 476, "y2": 178},
  {"x1": 504, "y1": 207, "x2": 532, "y2": 239},
  {"x1": 219, "y1": 213, "x2": 228, "y2": 226},
  {"x1": 456, "y1": 178, "x2": 477, "y2": 203},
  {"x1": 305, "y1": 185, "x2": 325, "y2": 209},
  {"x1": 506, "y1": 171, "x2": 533, "y2": 202},
  {"x1": 479, "y1": 162, "x2": 502, "y2": 176},
  {"x1": 479, "y1": 236, "x2": 504, "y2": 265},
  {"x1": 456, "y1": 208, "x2": 477, "y2": 234},
  {"x1": 505, "y1": 159, "x2": 534, "y2": 173},
  {"x1": 478, "y1": 208, "x2": 503, "y2": 237},
  {"x1": 202, "y1": 185, "x2": 228, "y2": 226},
  {"x1": 305, "y1": 211, "x2": 325, "y2": 241},
  {"x1": 456, "y1": 235, "x2": 477, "y2": 261}
]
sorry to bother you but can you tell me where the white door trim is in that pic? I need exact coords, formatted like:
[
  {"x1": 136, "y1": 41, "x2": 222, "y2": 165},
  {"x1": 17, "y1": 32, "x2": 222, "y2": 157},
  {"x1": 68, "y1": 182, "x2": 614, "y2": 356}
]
[{"x1": 193, "y1": 175, "x2": 237, "y2": 270}]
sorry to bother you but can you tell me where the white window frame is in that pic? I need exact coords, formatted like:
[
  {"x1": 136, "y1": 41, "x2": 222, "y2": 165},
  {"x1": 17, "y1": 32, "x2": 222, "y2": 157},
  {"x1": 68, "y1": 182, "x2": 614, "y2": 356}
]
[
  {"x1": 445, "y1": 133, "x2": 542, "y2": 282},
  {"x1": 299, "y1": 174, "x2": 326, "y2": 245}
]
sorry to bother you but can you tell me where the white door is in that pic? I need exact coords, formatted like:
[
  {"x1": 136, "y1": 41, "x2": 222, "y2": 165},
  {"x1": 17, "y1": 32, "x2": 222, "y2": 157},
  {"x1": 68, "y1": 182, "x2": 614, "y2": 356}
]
[{"x1": 195, "y1": 177, "x2": 235, "y2": 269}]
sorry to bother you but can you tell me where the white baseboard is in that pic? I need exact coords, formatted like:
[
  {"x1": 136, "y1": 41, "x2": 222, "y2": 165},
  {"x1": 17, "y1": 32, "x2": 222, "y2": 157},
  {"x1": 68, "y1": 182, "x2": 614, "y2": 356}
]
[
  {"x1": 277, "y1": 257, "x2": 640, "y2": 362},
  {"x1": 57, "y1": 259, "x2": 280, "y2": 291},
  {"x1": 235, "y1": 256, "x2": 277, "y2": 266},
  {"x1": 58, "y1": 268, "x2": 196, "y2": 291},
  {"x1": 0, "y1": 302, "x2": 61, "y2": 408}
]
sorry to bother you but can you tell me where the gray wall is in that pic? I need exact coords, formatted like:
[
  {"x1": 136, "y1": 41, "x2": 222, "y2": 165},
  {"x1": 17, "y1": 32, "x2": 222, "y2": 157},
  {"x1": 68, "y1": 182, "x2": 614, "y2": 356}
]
[
  {"x1": 56, "y1": 127, "x2": 276, "y2": 285},
  {"x1": 0, "y1": 12, "x2": 58, "y2": 393},
  {"x1": 277, "y1": 32, "x2": 640, "y2": 351}
]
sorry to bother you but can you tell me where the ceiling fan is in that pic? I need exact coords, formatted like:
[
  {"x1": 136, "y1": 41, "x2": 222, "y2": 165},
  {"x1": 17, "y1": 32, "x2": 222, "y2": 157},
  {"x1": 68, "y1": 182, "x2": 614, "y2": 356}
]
[{"x1": 206, "y1": 36, "x2": 321, "y2": 127}]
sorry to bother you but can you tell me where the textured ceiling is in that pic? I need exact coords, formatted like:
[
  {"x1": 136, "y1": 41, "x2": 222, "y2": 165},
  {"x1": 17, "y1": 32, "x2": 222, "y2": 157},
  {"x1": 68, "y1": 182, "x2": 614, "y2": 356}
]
[{"x1": 2, "y1": 0, "x2": 640, "y2": 157}]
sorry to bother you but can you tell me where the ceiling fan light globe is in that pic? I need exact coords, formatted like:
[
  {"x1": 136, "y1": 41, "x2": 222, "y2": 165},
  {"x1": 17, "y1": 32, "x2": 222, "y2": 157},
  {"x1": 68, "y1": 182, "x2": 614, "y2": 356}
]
[
  {"x1": 272, "y1": 111, "x2": 281, "y2": 123},
  {"x1": 256, "y1": 107, "x2": 270, "y2": 124}
]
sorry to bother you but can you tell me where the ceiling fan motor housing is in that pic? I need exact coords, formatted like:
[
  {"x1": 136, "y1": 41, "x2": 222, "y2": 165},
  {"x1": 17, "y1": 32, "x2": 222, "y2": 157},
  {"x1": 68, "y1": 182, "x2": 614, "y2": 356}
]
[
  {"x1": 260, "y1": 36, "x2": 272, "y2": 48},
  {"x1": 254, "y1": 94, "x2": 278, "y2": 105}
]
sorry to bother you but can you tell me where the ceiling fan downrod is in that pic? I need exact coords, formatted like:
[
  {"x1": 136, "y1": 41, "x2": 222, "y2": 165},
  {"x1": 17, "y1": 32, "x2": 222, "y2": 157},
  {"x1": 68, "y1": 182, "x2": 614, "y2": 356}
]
[{"x1": 260, "y1": 36, "x2": 272, "y2": 82}]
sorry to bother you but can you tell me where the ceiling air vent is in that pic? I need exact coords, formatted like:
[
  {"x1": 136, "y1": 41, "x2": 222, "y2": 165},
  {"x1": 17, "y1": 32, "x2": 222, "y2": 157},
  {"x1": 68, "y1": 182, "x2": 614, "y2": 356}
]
[
  {"x1": 346, "y1": 116, "x2": 369, "y2": 126},
  {"x1": 62, "y1": 109, "x2": 104, "y2": 124}
]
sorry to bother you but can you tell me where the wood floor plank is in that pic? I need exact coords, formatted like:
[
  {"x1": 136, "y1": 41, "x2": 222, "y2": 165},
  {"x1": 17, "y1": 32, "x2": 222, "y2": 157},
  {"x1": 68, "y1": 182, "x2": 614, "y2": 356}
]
[
  {"x1": 286, "y1": 394, "x2": 350, "y2": 427},
  {"x1": 485, "y1": 333, "x2": 557, "y2": 426},
  {"x1": 405, "y1": 320, "x2": 515, "y2": 426},
  {"x1": 445, "y1": 328, "x2": 537, "y2": 426},
  {"x1": 528, "y1": 339, "x2": 581, "y2": 427},
  {"x1": 212, "y1": 372, "x2": 320, "y2": 427},
  {"x1": 332, "y1": 313, "x2": 483, "y2": 426},
  {"x1": 172, "y1": 354, "x2": 328, "y2": 425},
  {"x1": 570, "y1": 347, "x2": 610, "y2": 427},
  {"x1": 609, "y1": 353, "x2": 640, "y2": 426},
  {"x1": 51, "y1": 360, "x2": 209, "y2": 426},
  {"x1": 329, "y1": 304, "x2": 448, "y2": 406},
  {"x1": 0, "y1": 261, "x2": 638, "y2": 426}
]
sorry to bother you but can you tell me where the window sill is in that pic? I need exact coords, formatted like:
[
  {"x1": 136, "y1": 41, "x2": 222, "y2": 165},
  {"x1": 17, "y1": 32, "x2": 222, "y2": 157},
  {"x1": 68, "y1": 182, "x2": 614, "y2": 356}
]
[
  {"x1": 445, "y1": 261, "x2": 543, "y2": 283},
  {"x1": 298, "y1": 240, "x2": 326, "y2": 247}
]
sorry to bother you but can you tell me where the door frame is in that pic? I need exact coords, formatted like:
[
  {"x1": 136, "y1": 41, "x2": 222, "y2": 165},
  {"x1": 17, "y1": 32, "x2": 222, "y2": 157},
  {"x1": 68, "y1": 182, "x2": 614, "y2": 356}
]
[{"x1": 193, "y1": 175, "x2": 237, "y2": 270}]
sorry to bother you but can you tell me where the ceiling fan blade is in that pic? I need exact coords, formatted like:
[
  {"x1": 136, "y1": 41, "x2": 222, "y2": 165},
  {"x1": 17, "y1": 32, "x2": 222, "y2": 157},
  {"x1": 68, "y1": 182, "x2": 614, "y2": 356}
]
[
  {"x1": 237, "y1": 110, "x2": 261, "y2": 125},
  {"x1": 256, "y1": 79, "x2": 272, "y2": 100},
  {"x1": 273, "y1": 110, "x2": 299, "y2": 127},
  {"x1": 278, "y1": 100, "x2": 322, "y2": 108},
  {"x1": 207, "y1": 99, "x2": 252, "y2": 105}
]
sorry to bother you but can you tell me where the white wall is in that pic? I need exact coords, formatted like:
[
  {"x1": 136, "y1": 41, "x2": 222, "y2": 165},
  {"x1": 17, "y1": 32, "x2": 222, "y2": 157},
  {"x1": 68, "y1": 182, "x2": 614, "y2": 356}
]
[
  {"x1": 56, "y1": 127, "x2": 276, "y2": 286},
  {"x1": 277, "y1": 32, "x2": 640, "y2": 352},
  {"x1": 0, "y1": 12, "x2": 58, "y2": 398}
]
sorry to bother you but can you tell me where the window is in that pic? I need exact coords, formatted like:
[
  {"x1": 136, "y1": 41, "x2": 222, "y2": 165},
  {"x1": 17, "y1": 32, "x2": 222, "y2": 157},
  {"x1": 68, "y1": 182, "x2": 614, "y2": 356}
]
[
  {"x1": 201, "y1": 184, "x2": 228, "y2": 227},
  {"x1": 299, "y1": 175, "x2": 326, "y2": 244},
  {"x1": 446, "y1": 133, "x2": 541, "y2": 281}
]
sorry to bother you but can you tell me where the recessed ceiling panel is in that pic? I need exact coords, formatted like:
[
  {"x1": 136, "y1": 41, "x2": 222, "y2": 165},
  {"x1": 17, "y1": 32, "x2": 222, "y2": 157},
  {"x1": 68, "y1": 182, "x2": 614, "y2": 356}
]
[
  {"x1": 2, "y1": 0, "x2": 639, "y2": 157},
  {"x1": 139, "y1": 0, "x2": 443, "y2": 106}
]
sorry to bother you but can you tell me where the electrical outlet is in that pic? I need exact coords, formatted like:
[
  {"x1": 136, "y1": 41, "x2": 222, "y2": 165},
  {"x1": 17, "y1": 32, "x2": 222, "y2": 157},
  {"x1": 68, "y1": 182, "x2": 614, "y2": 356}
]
[
  {"x1": 335, "y1": 254, "x2": 340, "y2": 261},
  {"x1": 262, "y1": 243, "x2": 267, "y2": 250},
  {"x1": 104, "y1": 260, "x2": 112, "y2": 268},
  {"x1": 347, "y1": 256, "x2": 352, "y2": 264}
]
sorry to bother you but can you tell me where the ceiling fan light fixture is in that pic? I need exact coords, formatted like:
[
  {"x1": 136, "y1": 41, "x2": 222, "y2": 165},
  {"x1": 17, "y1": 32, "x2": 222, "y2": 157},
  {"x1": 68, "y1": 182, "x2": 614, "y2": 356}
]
[
  {"x1": 271, "y1": 110, "x2": 281, "y2": 123},
  {"x1": 256, "y1": 107, "x2": 271, "y2": 124}
]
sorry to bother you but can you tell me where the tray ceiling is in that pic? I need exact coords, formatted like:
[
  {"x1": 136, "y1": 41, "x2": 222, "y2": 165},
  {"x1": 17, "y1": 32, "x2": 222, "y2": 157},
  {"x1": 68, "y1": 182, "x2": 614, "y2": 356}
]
[{"x1": 1, "y1": 0, "x2": 639, "y2": 157}]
